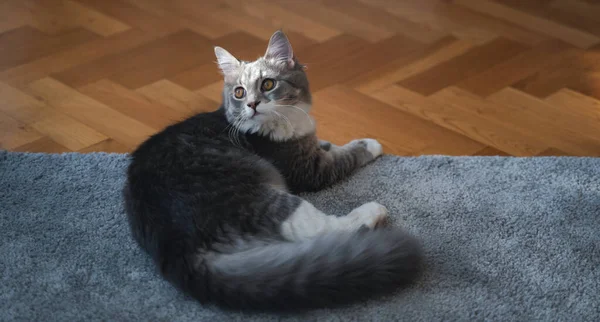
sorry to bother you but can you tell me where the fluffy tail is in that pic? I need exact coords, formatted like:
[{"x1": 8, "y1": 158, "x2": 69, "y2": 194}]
[{"x1": 175, "y1": 228, "x2": 422, "y2": 311}]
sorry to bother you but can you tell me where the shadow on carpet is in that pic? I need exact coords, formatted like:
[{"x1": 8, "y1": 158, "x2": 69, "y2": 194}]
[{"x1": 1, "y1": 151, "x2": 599, "y2": 321}]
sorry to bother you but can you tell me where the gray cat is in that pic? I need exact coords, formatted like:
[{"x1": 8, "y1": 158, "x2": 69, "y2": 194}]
[{"x1": 123, "y1": 30, "x2": 422, "y2": 312}]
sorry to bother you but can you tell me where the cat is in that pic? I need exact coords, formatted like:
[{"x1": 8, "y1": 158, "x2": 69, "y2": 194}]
[{"x1": 123, "y1": 30, "x2": 422, "y2": 312}]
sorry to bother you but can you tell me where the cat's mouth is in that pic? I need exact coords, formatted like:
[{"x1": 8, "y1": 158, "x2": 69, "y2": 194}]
[
  {"x1": 244, "y1": 107, "x2": 259, "y2": 118},
  {"x1": 252, "y1": 105, "x2": 271, "y2": 118}
]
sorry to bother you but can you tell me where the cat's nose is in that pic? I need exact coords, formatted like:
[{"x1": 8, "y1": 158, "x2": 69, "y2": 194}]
[{"x1": 247, "y1": 101, "x2": 260, "y2": 110}]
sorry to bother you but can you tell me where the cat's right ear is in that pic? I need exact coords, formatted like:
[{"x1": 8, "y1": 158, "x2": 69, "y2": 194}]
[
  {"x1": 214, "y1": 46, "x2": 240, "y2": 76},
  {"x1": 265, "y1": 30, "x2": 294, "y2": 68}
]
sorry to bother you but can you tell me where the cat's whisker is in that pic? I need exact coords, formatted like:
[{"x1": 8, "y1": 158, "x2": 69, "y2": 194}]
[
  {"x1": 224, "y1": 121, "x2": 236, "y2": 135},
  {"x1": 227, "y1": 127, "x2": 236, "y2": 147},
  {"x1": 277, "y1": 113, "x2": 293, "y2": 130},
  {"x1": 225, "y1": 124, "x2": 236, "y2": 145},
  {"x1": 227, "y1": 114, "x2": 244, "y2": 147},
  {"x1": 223, "y1": 112, "x2": 243, "y2": 135},
  {"x1": 271, "y1": 110, "x2": 293, "y2": 133},
  {"x1": 222, "y1": 118, "x2": 235, "y2": 133},
  {"x1": 226, "y1": 115, "x2": 237, "y2": 145},
  {"x1": 274, "y1": 104, "x2": 314, "y2": 126},
  {"x1": 231, "y1": 116, "x2": 244, "y2": 148},
  {"x1": 235, "y1": 115, "x2": 248, "y2": 147}
]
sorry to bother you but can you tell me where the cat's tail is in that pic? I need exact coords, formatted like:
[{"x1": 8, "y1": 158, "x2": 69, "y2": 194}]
[{"x1": 192, "y1": 228, "x2": 422, "y2": 311}]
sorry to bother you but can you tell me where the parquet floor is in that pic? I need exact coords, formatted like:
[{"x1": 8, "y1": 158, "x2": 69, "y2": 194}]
[{"x1": 1, "y1": 0, "x2": 600, "y2": 156}]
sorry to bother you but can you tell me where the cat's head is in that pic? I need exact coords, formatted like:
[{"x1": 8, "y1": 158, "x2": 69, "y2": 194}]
[{"x1": 214, "y1": 30, "x2": 314, "y2": 141}]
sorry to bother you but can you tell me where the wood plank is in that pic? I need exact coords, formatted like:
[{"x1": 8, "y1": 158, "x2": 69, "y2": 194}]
[
  {"x1": 109, "y1": 30, "x2": 213, "y2": 89},
  {"x1": 544, "y1": 88, "x2": 600, "y2": 141},
  {"x1": 207, "y1": 7, "x2": 286, "y2": 41},
  {"x1": 30, "y1": 113, "x2": 107, "y2": 151},
  {"x1": 1, "y1": 28, "x2": 175, "y2": 89},
  {"x1": 550, "y1": 0, "x2": 600, "y2": 31},
  {"x1": 370, "y1": 85, "x2": 546, "y2": 155},
  {"x1": 236, "y1": 0, "x2": 341, "y2": 42},
  {"x1": 13, "y1": 136, "x2": 71, "y2": 153},
  {"x1": 354, "y1": 38, "x2": 475, "y2": 93},
  {"x1": 343, "y1": 36, "x2": 444, "y2": 88},
  {"x1": 124, "y1": 0, "x2": 234, "y2": 39},
  {"x1": 399, "y1": 37, "x2": 529, "y2": 95},
  {"x1": 53, "y1": 30, "x2": 210, "y2": 88},
  {"x1": 0, "y1": 81, "x2": 54, "y2": 124},
  {"x1": 499, "y1": 0, "x2": 600, "y2": 38},
  {"x1": 567, "y1": 71, "x2": 600, "y2": 100},
  {"x1": 14, "y1": 0, "x2": 77, "y2": 35},
  {"x1": 0, "y1": 1, "x2": 28, "y2": 34},
  {"x1": 0, "y1": 26, "x2": 47, "y2": 58},
  {"x1": 0, "y1": 79, "x2": 108, "y2": 151},
  {"x1": 136, "y1": 80, "x2": 218, "y2": 115},
  {"x1": 27, "y1": 77, "x2": 156, "y2": 148},
  {"x1": 486, "y1": 87, "x2": 600, "y2": 156},
  {"x1": 295, "y1": 34, "x2": 368, "y2": 72},
  {"x1": 0, "y1": 111, "x2": 44, "y2": 149},
  {"x1": 457, "y1": 39, "x2": 571, "y2": 97},
  {"x1": 76, "y1": 0, "x2": 180, "y2": 34},
  {"x1": 437, "y1": 3, "x2": 548, "y2": 45},
  {"x1": 18, "y1": 0, "x2": 131, "y2": 37},
  {"x1": 78, "y1": 79, "x2": 189, "y2": 130},
  {"x1": 77, "y1": 139, "x2": 131, "y2": 153},
  {"x1": 314, "y1": 85, "x2": 484, "y2": 155},
  {"x1": 196, "y1": 81, "x2": 224, "y2": 104},
  {"x1": 367, "y1": 0, "x2": 496, "y2": 45},
  {"x1": 456, "y1": 0, "x2": 600, "y2": 48},
  {"x1": 279, "y1": 1, "x2": 393, "y2": 42},
  {"x1": 322, "y1": 0, "x2": 447, "y2": 44},
  {"x1": 169, "y1": 62, "x2": 225, "y2": 92},
  {"x1": 510, "y1": 46, "x2": 600, "y2": 98},
  {"x1": 535, "y1": 148, "x2": 574, "y2": 157},
  {"x1": 0, "y1": 27, "x2": 98, "y2": 72},
  {"x1": 302, "y1": 34, "x2": 424, "y2": 92},
  {"x1": 472, "y1": 146, "x2": 511, "y2": 157},
  {"x1": 63, "y1": 0, "x2": 131, "y2": 37}
]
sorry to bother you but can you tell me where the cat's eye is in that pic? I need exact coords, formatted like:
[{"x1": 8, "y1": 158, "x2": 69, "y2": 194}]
[
  {"x1": 234, "y1": 87, "x2": 245, "y2": 99},
  {"x1": 261, "y1": 79, "x2": 276, "y2": 91}
]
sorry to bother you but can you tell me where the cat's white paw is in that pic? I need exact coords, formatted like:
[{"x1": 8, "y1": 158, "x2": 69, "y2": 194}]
[
  {"x1": 347, "y1": 201, "x2": 389, "y2": 229},
  {"x1": 355, "y1": 138, "x2": 383, "y2": 158}
]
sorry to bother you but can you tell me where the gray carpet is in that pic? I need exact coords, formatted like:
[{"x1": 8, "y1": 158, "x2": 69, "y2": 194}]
[{"x1": 1, "y1": 151, "x2": 599, "y2": 321}]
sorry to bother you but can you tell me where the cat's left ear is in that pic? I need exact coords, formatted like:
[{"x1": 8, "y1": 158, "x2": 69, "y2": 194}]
[
  {"x1": 265, "y1": 30, "x2": 295, "y2": 68},
  {"x1": 214, "y1": 46, "x2": 241, "y2": 76}
]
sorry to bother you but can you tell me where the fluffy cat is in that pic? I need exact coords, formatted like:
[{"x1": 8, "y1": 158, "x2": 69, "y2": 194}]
[{"x1": 123, "y1": 30, "x2": 422, "y2": 311}]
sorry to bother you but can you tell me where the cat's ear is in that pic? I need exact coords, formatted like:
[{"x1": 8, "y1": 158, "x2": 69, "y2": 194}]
[
  {"x1": 265, "y1": 30, "x2": 295, "y2": 68},
  {"x1": 214, "y1": 46, "x2": 240, "y2": 76}
]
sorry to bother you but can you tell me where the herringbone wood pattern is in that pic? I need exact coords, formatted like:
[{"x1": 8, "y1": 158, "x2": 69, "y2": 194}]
[{"x1": 1, "y1": 0, "x2": 600, "y2": 156}]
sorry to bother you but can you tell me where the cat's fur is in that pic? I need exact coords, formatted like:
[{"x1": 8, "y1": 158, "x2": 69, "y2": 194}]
[{"x1": 124, "y1": 30, "x2": 422, "y2": 311}]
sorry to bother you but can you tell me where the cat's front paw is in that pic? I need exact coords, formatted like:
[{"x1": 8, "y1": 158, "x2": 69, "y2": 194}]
[{"x1": 351, "y1": 138, "x2": 383, "y2": 158}]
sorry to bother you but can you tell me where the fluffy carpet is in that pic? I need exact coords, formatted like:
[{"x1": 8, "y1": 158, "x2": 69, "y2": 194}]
[{"x1": 1, "y1": 151, "x2": 599, "y2": 321}]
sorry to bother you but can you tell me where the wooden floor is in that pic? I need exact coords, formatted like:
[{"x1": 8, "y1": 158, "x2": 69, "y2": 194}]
[{"x1": 1, "y1": 0, "x2": 600, "y2": 156}]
